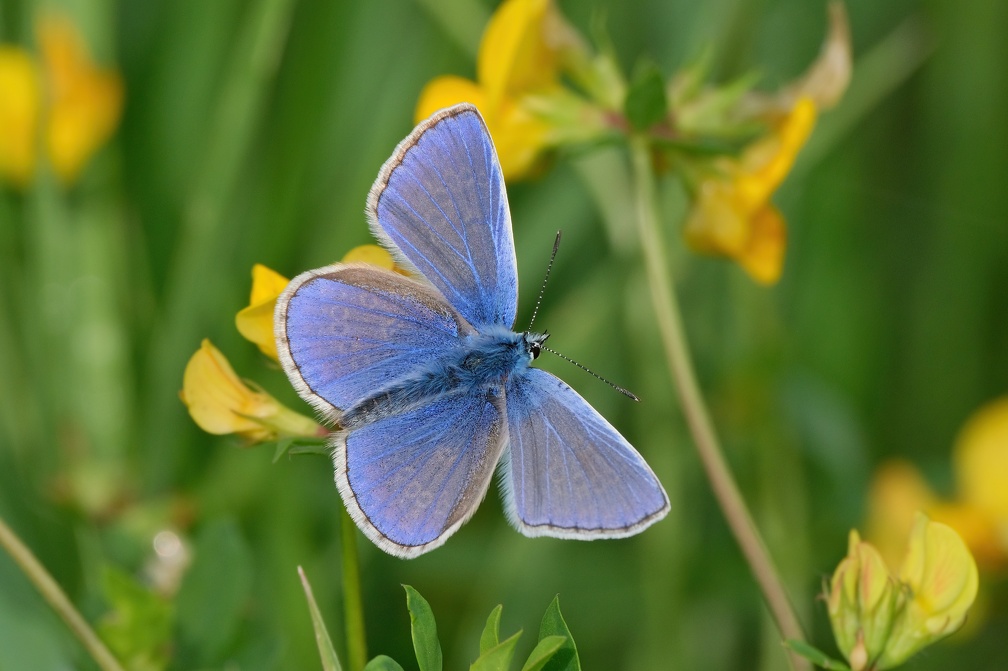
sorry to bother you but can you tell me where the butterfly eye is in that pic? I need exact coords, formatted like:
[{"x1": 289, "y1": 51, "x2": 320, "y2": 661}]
[{"x1": 529, "y1": 342, "x2": 541, "y2": 359}]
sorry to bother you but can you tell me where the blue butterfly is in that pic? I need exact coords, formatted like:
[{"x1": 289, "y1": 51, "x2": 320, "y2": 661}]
[{"x1": 275, "y1": 104, "x2": 669, "y2": 558}]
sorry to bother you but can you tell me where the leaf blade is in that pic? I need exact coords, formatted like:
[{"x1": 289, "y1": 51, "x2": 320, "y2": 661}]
[{"x1": 404, "y1": 585, "x2": 442, "y2": 671}]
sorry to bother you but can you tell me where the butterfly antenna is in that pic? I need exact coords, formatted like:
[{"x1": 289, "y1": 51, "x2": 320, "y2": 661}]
[
  {"x1": 526, "y1": 230, "x2": 562, "y2": 331},
  {"x1": 541, "y1": 345, "x2": 640, "y2": 402}
]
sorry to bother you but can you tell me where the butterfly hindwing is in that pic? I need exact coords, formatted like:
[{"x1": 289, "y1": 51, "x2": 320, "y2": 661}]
[
  {"x1": 503, "y1": 368, "x2": 670, "y2": 538},
  {"x1": 366, "y1": 104, "x2": 518, "y2": 331},
  {"x1": 275, "y1": 263, "x2": 475, "y2": 417},
  {"x1": 335, "y1": 387, "x2": 509, "y2": 558}
]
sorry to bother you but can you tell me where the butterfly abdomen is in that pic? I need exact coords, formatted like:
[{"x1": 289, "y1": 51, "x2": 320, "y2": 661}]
[{"x1": 339, "y1": 329, "x2": 529, "y2": 430}]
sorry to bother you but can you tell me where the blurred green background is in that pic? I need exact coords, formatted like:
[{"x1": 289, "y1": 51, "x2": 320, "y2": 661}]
[{"x1": 1, "y1": 0, "x2": 1006, "y2": 669}]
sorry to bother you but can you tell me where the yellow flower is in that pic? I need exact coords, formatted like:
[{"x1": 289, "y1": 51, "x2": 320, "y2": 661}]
[
  {"x1": 38, "y1": 14, "x2": 123, "y2": 184},
  {"x1": 0, "y1": 47, "x2": 41, "y2": 186},
  {"x1": 180, "y1": 339, "x2": 320, "y2": 442},
  {"x1": 235, "y1": 264, "x2": 291, "y2": 362},
  {"x1": 879, "y1": 514, "x2": 979, "y2": 668},
  {"x1": 866, "y1": 398, "x2": 1008, "y2": 571},
  {"x1": 953, "y1": 396, "x2": 1008, "y2": 549},
  {"x1": 827, "y1": 514, "x2": 978, "y2": 670},
  {"x1": 235, "y1": 246, "x2": 403, "y2": 361},
  {"x1": 415, "y1": 0, "x2": 599, "y2": 180},
  {"x1": 0, "y1": 14, "x2": 122, "y2": 187},
  {"x1": 683, "y1": 97, "x2": 816, "y2": 284}
]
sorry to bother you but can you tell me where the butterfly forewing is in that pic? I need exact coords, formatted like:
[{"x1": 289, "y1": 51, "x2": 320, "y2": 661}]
[
  {"x1": 503, "y1": 369, "x2": 670, "y2": 538},
  {"x1": 335, "y1": 388, "x2": 508, "y2": 558},
  {"x1": 367, "y1": 104, "x2": 519, "y2": 330},
  {"x1": 275, "y1": 264, "x2": 474, "y2": 417}
]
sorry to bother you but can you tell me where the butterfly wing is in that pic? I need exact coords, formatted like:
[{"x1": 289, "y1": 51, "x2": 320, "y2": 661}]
[
  {"x1": 275, "y1": 263, "x2": 475, "y2": 418},
  {"x1": 367, "y1": 103, "x2": 518, "y2": 331},
  {"x1": 503, "y1": 368, "x2": 670, "y2": 538},
  {"x1": 335, "y1": 388, "x2": 508, "y2": 558}
]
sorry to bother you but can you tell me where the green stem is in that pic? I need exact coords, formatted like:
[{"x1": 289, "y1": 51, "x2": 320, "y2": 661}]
[
  {"x1": 340, "y1": 506, "x2": 367, "y2": 671},
  {"x1": 0, "y1": 514, "x2": 126, "y2": 671},
  {"x1": 628, "y1": 136, "x2": 809, "y2": 671}
]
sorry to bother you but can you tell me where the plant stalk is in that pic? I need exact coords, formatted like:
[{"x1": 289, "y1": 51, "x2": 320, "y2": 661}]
[
  {"x1": 340, "y1": 506, "x2": 368, "y2": 671},
  {"x1": 628, "y1": 135, "x2": 809, "y2": 671},
  {"x1": 0, "y1": 514, "x2": 126, "y2": 671}
]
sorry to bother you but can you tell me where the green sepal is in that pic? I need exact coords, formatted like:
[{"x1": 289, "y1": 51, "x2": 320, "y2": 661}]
[
  {"x1": 783, "y1": 639, "x2": 851, "y2": 670},
  {"x1": 624, "y1": 60, "x2": 668, "y2": 132}
]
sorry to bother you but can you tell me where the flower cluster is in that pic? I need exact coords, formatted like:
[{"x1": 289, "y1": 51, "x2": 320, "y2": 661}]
[
  {"x1": 867, "y1": 397, "x2": 1008, "y2": 570},
  {"x1": 416, "y1": 0, "x2": 851, "y2": 284},
  {"x1": 181, "y1": 245, "x2": 404, "y2": 443},
  {"x1": 0, "y1": 14, "x2": 122, "y2": 187},
  {"x1": 828, "y1": 513, "x2": 978, "y2": 670}
]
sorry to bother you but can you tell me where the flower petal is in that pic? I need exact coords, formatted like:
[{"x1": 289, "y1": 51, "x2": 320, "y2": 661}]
[
  {"x1": 414, "y1": 75, "x2": 486, "y2": 123},
  {"x1": 181, "y1": 339, "x2": 274, "y2": 439},
  {"x1": 235, "y1": 264, "x2": 289, "y2": 361},
  {"x1": 953, "y1": 396, "x2": 1008, "y2": 539},
  {"x1": 477, "y1": 0, "x2": 557, "y2": 105},
  {"x1": 0, "y1": 47, "x2": 41, "y2": 186},
  {"x1": 38, "y1": 14, "x2": 123, "y2": 184},
  {"x1": 341, "y1": 244, "x2": 398, "y2": 270},
  {"x1": 736, "y1": 204, "x2": 786, "y2": 284}
]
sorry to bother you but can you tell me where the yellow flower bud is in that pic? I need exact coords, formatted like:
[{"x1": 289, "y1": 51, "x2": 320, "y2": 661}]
[
  {"x1": 878, "y1": 514, "x2": 979, "y2": 667},
  {"x1": 827, "y1": 530, "x2": 902, "y2": 669},
  {"x1": 180, "y1": 339, "x2": 320, "y2": 442}
]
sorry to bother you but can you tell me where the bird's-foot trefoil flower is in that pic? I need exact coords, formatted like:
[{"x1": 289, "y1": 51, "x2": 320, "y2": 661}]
[
  {"x1": 676, "y1": 2, "x2": 850, "y2": 284},
  {"x1": 683, "y1": 97, "x2": 817, "y2": 284},
  {"x1": 415, "y1": 0, "x2": 608, "y2": 180},
  {"x1": 235, "y1": 245, "x2": 404, "y2": 362},
  {"x1": 180, "y1": 339, "x2": 321, "y2": 442},
  {"x1": 867, "y1": 397, "x2": 1008, "y2": 572},
  {"x1": 0, "y1": 47, "x2": 41, "y2": 186},
  {"x1": 828, "y1": 513, "x2": 979, "y2": 670},
  {"x1": 0, "y1": 13, "x2": 122, "y2": 187}
]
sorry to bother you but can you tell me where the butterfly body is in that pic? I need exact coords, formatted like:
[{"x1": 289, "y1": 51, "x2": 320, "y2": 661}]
[
  {"x1": 340, "y1": 326, "x2": 545, "y2": 431},
  {"x1": 276, "y1": 104, "x2": 669, "y2": 558}
]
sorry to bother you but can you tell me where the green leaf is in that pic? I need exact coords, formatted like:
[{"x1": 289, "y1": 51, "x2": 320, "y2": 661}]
[
  {"x1": 623, "y1": 60, "x2": 668, "y2": 132},
  {"x1": 470, "y1": 630, "x2": 521, "y2": 671},
  {"x1": 479, "y1": 605, "x2": 503, "y2": 654},
  {"x1": 297, "y1": 566, "x2": 342, "y2": 671},
  {"x1": 783, "y1": 640, "x2": 851, "y2": 670},
  {"x1": 364, "y1": 655, "x2": 406, "y2": 671},
  {"x1": 97, "y1": 566, "x2": 174, "y2": 671},
  {"x1": 404, "y1": 585, "x2": 442, "y2": 671},
  {"x1": 520, "y1": 635, "x2": 566, "y2": 671},
  {"x1": 538, "y1": 597, "x2": 580, "y2": 671},
  {"x1": 175, "y1": 517, "x2": 254, "y2": 666}
]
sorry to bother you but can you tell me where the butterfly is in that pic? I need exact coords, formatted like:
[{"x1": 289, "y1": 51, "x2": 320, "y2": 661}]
[{"x1": 275, "y1": 103, "x2": 669, "y2": 558}]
